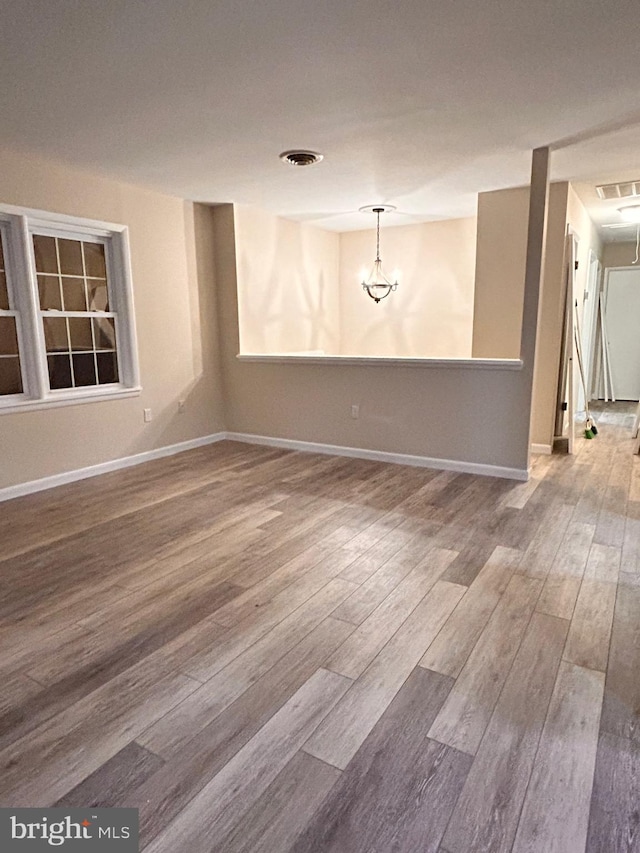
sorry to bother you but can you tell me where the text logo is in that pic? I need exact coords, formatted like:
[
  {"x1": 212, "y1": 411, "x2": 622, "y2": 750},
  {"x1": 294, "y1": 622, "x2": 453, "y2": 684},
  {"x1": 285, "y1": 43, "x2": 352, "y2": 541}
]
[{"x1": 0, "y1": 809, "x2": 138, "y2": 851}]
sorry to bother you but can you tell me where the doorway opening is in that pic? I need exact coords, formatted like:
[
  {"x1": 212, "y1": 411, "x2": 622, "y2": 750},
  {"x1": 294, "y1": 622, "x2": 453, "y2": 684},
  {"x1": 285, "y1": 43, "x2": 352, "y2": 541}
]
[{"x1": 554, "y1": 231, "x2": 640, "y2": 456}]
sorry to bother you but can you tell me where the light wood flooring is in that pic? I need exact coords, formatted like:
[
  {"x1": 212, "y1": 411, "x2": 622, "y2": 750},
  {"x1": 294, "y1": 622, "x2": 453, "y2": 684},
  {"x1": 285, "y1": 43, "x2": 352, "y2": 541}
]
[{"x1": 1, "y1": 403, "x2": 639, "y2": 852}]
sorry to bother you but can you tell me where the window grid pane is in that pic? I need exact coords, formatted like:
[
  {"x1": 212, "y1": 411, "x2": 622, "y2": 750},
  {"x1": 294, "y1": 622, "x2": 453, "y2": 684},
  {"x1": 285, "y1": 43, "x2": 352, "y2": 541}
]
[
  {"x1": 0, "y1": 271, "x2": 8, "y2": 311},
  {"x1": 33, "y1": 233, "x2": 119, "y2": 390},
  {"x1": 0, "y1": 230, "x2": 24, "y2": 396},
  {"x1": 72, "y1": 352, "x2": 96, "y2": 386},
  {"x1": 47, "y1": 354, "x2": 73, "y2": 390},
  {"x1": 1, "y1": 229, "x2": 11, "y2": 310},
  {"x1": 0, "y1": 231, "x2": 8, "y2": 310},
  {"x1": 62, "y1": 277, "x2": 88, "y2": 312},
  {"x1": 35, "y1": 235, "x2": 110, "y2": 312},
  {"x1": 0, "y1": 356, "x2": 23, "y2": 396},
  {"x1": 68, "y1": 317, "x2": 93, "y2": 351},
  {"x1": 83, "y1": 242, "x2": 107, "y2": 278},
  {"x1": 43, "y1": 316, "x2": 69, "y2": 353},
  {"x1": 0, "y1": 317, "x2": 23, "y2": 396},
  {"x1": 38, "y1": 275, "x2": 62, "y2": 310},
  {"x1": 33, "y1": 234, "x2": 58, "y2": 274},
  {"x1": 58, "y1": 238, "x2": 83, "y2": 275},
  {"x1": 0, "y1": 316, "x2": 20, "y2": 355},
  {"x1": 96, "y1": 350, "x2": 118, "y2": 385}
]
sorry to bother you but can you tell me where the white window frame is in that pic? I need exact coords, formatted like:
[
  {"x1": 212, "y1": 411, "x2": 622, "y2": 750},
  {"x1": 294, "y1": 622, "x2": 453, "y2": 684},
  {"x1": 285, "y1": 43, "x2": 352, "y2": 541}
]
[{"x1": 0, "y1": 203, "x2": 141, "y2": 413}]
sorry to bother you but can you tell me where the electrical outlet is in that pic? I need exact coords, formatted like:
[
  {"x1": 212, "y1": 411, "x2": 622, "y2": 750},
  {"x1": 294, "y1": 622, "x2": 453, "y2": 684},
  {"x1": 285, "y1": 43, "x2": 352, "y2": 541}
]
[
  {"x1": 143, "y1": 408, "x2": 152, "y2": 423},
  {"x1": 178, "y1": 400, "x2": 186, "y2": 414},
  {"x1": 351, "y1": 404, "x2": 359, "y2": 419}
]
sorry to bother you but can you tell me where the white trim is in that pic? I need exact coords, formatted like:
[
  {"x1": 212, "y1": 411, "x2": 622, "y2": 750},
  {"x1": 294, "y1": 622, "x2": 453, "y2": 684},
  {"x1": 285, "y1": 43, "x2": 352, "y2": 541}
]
[
  {"x1": 0, "y1": 202, "x2": 126, "y2": 235},
  {"x1": 582, "y1": 251, "x2": 601, "y2": 401},
  {"x1": 530, "y1": 443, "x2": 552, "y2": 455},
  {"x1": 0, "y1": 432, "x2": 226, "y2": 503},
  {"x1": 237, "y1": 354, "x2": 523, "y2": 370},
  {"x1": 226, "y1": 431, "x2": 529, "y2": 481},
  {"x1": 0, "y1": 204, "x2": 139, "y2": 411},
  {"x1": 0, "y1": 385, "x2": 142, "y2": 414},
  {"x1": 114, "y1": 225, "x2": 140, "y2": 389},
  {"x1": 15, "y1": 212, "x2": 48, "y2": 399},
  {"x1": 0, "y1": 427, "x2": 531, "y2": 503}
]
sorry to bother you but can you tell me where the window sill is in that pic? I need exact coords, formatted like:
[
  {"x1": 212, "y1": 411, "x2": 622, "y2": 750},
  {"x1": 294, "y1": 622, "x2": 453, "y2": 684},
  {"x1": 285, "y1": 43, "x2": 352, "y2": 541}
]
[
  {"x1": 0, "y1": 385, "x2": 142, "y2": 415},
  {"x1": 236, "y1": 354, "x2": 523, "y2": 370}
]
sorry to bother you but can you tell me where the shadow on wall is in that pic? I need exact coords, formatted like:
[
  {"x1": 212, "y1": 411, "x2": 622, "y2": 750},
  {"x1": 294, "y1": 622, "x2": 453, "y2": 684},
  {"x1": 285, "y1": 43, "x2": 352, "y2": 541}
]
[
  {"x1": 353, "y1": 279, "x2": 423, "y2": 356},
  {"x1": 239, "y1": 254, "x2": 338, "y2": 354},
  {"x1": 123, "y1": 202, "x2": 225, "y2": 458},
  {"x1": 237, "y1": 211, "x2": 340, "y2": 354},
  {"x1": 339, "y1": 217, "x2": 477, "y2": 357},
  {"x1": 235, "y1": 206, "x2": 477, "y2": 358}
]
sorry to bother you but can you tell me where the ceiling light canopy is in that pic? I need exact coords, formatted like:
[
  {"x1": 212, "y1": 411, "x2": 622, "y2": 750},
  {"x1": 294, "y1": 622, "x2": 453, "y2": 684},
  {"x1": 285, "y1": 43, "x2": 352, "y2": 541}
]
[
  {"x1": 618, "y1": 204, "x2": 640, "y2": 223},
  {"x1": 359, "y1": 205, "x2": 398, "y2": 304}
]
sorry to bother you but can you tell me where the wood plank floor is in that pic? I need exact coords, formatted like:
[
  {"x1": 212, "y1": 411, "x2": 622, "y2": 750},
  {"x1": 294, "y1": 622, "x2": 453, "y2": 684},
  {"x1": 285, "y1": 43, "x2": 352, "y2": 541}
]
[{"x1": 1, "y1": 402, "x2": 639, "y2": 852}]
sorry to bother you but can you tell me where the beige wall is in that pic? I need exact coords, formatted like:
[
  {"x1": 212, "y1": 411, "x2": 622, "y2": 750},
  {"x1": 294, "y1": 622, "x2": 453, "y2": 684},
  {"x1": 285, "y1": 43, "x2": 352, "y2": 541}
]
[
  {"x1": 234, "y1": 205, "x2": 340, "y2": 354},
  {"x1": 602, "y1": 241, "x2": 638, "y2": 268},
  {"x1": 471, "y1": 182, "x2": 602, "y2": 448},
  {"x1": 339, "y1": 218, "x2": 476, "y2": 357},
  {"x1": 0, "y1": 149, "x2": 224, "y2": 490},
  {"x1": 1, "y1": 151, "x2": 553, "y2": 489},
  {"x1": 212, "y1": 204, "x2": 534, "y2": 474},
  {"x1": 530, "y1": 182, "x2": 571, "y2": 448},
  {"x1": 234, "y1": 207, "x2": 476, "y2": 359},
  {"x1": 472, "y1": 187, "x2": 531, "y2": 359},
  {"x1": 567, "y1": 185, "x2": 603, "y2": 305}
]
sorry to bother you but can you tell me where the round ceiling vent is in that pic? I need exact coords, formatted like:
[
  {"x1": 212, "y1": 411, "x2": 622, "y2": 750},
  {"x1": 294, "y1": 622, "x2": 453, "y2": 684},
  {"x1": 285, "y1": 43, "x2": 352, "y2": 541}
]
[{"x1": 279, "y1": 150, "x2": 323, "y2": 167}]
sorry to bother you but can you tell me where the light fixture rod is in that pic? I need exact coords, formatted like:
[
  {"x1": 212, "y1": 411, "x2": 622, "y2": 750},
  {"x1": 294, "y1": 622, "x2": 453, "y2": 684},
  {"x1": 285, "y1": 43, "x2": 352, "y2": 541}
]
[{"x1": 374, "y1": 208, "x2": 382, "y2": 260}]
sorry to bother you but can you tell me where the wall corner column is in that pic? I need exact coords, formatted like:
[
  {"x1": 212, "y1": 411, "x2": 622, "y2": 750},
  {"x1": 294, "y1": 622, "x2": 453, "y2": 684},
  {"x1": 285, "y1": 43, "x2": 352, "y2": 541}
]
[{"x1": 520, "y1": 147, "x2": 550, "y2": 467}]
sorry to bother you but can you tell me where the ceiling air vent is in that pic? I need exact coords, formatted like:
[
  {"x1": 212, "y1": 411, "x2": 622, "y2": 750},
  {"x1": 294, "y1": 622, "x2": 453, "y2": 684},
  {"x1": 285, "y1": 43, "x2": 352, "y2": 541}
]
[
  {"x1": 279, "y1": 150, "x2": 323, "y2": 167},
  {"x1": 595, "y1": 180, "x2": 640, "y2": 200}
]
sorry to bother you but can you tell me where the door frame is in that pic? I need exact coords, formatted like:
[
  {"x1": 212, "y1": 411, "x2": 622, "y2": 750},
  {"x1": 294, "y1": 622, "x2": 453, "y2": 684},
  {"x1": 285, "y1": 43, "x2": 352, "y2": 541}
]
[
  {"x1": 603, "y1": 264, "x2": 640, "y2": 401},
  {"x1": 554, "y1": 229, "x2": 578, "y2": 453},
  {"x1": 583, "y1": 251, "x2": 601, "y2": 401}
]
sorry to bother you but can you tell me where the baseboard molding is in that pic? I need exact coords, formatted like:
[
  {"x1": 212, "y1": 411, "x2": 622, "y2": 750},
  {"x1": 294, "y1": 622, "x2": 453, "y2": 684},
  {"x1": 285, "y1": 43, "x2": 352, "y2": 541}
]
[
  {"x1": 1, "y1": 427, "x2": 530, "y2": 503},
  {"x1": 0, "y1": 432, "x2": 227, "y2": 503},
  {"x1": 531, "y1": 443, "x2": 553, "y2": 455},
  {"x1": 226, "y1": 431, "x2": 529, "y2": 481}
]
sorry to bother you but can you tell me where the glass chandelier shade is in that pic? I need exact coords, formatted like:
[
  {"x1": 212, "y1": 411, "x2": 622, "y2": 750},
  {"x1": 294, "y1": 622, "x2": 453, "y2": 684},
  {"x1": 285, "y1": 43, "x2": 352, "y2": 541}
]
[{"x1": 361, "y1": 207, "x2": 398, "y2": 303}]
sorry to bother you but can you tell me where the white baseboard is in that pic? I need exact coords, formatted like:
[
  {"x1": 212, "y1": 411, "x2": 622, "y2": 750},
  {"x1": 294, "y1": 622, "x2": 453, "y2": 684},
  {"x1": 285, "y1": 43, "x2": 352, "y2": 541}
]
[
  {"x1": 530, "y1": 443, "x2": 553, "y2": 455},
  {"x1": 226, "y1": 431, "x2": 529, "y2": 481},
  {"x1": 0, "y1": 432, "x2": 227, "y2": 503},
  {"x1": 1, "y1": 427, "x2": 530, "y2": 503}
]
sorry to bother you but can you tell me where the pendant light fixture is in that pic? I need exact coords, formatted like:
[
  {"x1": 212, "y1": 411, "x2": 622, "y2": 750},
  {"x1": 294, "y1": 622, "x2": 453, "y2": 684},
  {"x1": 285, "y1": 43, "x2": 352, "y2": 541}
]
[{"x1": 359, "y1": 205, "x2": 398, "y2": 303}]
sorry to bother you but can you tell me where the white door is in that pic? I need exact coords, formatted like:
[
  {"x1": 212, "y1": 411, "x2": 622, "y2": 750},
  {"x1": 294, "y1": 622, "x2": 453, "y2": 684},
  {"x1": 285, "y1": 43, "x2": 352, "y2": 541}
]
[
  {"x1": 582, "y1": 253, "x2": 600, "y2": 399},
  {"x1": 604, "y1": 267, "x2": 640, "y2": 400}
]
